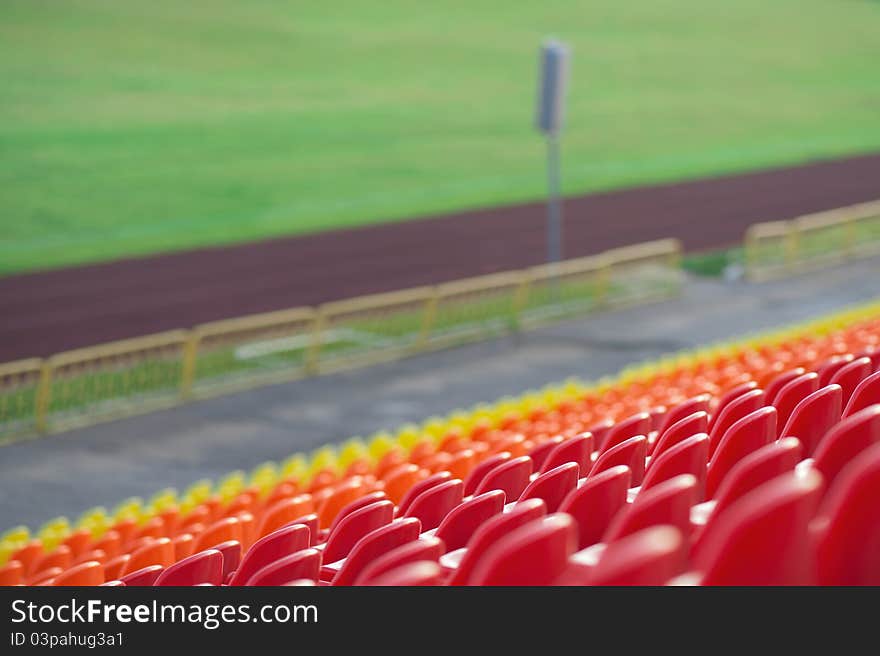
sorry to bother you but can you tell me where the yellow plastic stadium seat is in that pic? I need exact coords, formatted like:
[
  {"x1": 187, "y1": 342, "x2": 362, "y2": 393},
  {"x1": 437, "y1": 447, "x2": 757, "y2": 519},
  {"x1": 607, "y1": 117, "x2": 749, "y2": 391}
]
[
  {"x1": 281, "y1": 454, "x2": 307, "y2": 481},
  {"x1": 148, "y1": 488, "x2": 178, "y2": 512},
  {"x1": 0, "y1": 525, "x2": 29, "y2": 544},
  {"x1": 337, "y1": 439, "x2": 368, "y2": 469},
  {"x1": 182, "y1": 479, "x2": 213, "y2": 506},
  {"x1": 367, "y1": 433, "x2": 394, "y2": 460},
  {"x1": 250, "y1": 462, "x2": 279, "y2": 494},
  {"x1": 394, "y1": 425, "x2": 421, "y2": 451},
  {"x1": 308, "y1": 445, "x2": 338, "y2": 476}
]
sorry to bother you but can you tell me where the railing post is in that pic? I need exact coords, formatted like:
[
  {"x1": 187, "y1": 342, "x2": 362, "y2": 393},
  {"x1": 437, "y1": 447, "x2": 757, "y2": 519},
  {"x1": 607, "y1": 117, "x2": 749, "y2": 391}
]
[
  {"x1": 34, "y1": 360, "x2": 53, "y2": 434},
  {"x1": 179, "y1": 331, "x2": 200, "y2": 399},
  {"x1": 417, "y1": 290, "x2": 439, "y2": 352},
  {"x1": 305, "y1": 310, "x2": 325, "y2": 375}
]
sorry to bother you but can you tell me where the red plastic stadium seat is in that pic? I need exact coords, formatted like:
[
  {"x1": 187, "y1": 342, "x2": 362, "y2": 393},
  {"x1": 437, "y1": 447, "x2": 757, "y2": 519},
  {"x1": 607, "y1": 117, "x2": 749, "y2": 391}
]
[
  {"x1": 463, "y1": 452, "x2": 512, "y2": 497},
  {"x1": 397, "y1": 472, "x2": 452, "y2": 517},
  {"x1": 695, "y1": 471, "x2": 822, "y2": 585},
  {"x1": 655, "y1": 394, "x2": 711, "y2": 441},
  {"x1": 843, "y1": 371, "x2": 880, "y2": 418},
  {"x1": 817, "y1": 354, "x2": 854, "y2": 387},
  {"x1": 467, "y1": 514, "x2": 577, "y2": 586},
  {"x1": 540, "y1": 433, "x2": 593, "y2": 474},
  {"x1": 707, "y1": 389, "x2": 765, "y2": 458},
  {"x1": 228, "y1": 524, "x2": 310, "y2": 586},
  {"x1": 154, "y1": 549, "x2": 223, "y2": 586},
  {"x1": 528, "y1": 437, "x2": 564, "y2": 472},
  {"x1": 601, "y1": 412, "x2": 651, "y2": 453},
  {"x1": 603, "y1": 474, "x2": 697, "y2": 543},
  {"x1": 773, "y1": 372, "x2": 820, "y2": 437},
  {"x1": 815, "y1": 442, "x2": 880, "y2": 585},
  {"x1": 447, "y1": 498, "x2": 547, "y2": 586},
  {"x1": 367, "y1": 561, "x2": 445, "y2": 586},
  {"x1": 281, "y1": 514, "x2": 319, "y2": 546},
  {"x1": 323, "y1": 501, "x2": 394, "y2": 562},
  {"x1": 246, "y1": 548, "x2": 321, "y2": 586},
  {"x1": 212, "y1": 540, "x2": 241, "y2": 580},
  {"x1": 119, "y1": 565, "x2": 164, "y2": 587},
  {"x1": 779, "y1": 385, "x2": 843, "y2": 456},
  {"x1": 559, "y1": 465, "x2": 631, "y2": 550},
  {"x1": 435, "y1": 490, "x2": 505, "y2": 553},
  {"x1": 518, "y1": 462, "x2": 579, "y2": 512},
  {"x1": 473, "y1": 456, "x2": 533, "y2": 500},
  {"x1": 326, "y1": 491, "x2": 388, "y2": 536},
  {"x1": 651, "y1": 411, "x2": 709, "y2": 460},
  {"x1": 587, "y1": 525, "x2": 687, "y2": 586},
  {"x1": 587, "y1": 420, "x2": 614, "y2": 455},
  {"x1": 331, "y1": 518, "x2": 422, "y2": 586},
  {"x1": 590, "y1": 436, "x2": 647, "y2": 485},
  {"x1": 830, "y1": 356, "x2": 872, "y2": 406},
  {"x1": 404, "y1": 480, "x2": 464, "y2": 531},
  {"x1": 812, "y1": 405, "x2": 880, "y2": 491},
  {"x1": 709, "y1": 382, "x2": 758, "y2": 426},
  {"x1": 355, "y1": 536, "x2": 445, "y2": 585},
  {"x1": 706, "y1": 407, "x2": 776, "y2": 498},
  {"x1": 641, "y1": 434, "x2": 709, "y2": 499},
  {"x1": 764, "y1": 368, "x2": 806, "y2": 406}
]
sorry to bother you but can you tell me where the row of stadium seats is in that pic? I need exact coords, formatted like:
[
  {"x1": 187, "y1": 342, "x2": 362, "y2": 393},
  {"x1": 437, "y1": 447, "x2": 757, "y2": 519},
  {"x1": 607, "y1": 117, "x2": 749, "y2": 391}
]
[{"x1": 1, "y1": 300, "x2": 879, "y2": 585}]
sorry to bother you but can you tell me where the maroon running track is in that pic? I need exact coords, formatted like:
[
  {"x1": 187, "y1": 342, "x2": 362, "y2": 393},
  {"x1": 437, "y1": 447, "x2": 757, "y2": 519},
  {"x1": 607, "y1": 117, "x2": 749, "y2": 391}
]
[{"x1": 1, "y1": 153, "x2": 879, "y2": 362}]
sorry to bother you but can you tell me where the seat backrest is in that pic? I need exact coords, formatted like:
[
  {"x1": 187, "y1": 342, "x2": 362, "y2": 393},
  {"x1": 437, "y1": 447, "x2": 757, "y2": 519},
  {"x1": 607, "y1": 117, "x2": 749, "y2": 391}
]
[
  {"x1": 518, "y1": 462, "x2": 579, "y2": 512},
  {"x1": 382, "y1": 464, "x2": 427, "y2": 505},
  {"x1": 601, "y1": 413, "x2": 652, "y2": 453},
  {"x1": 773, "y1": 372, "x2": 820, "y2": 437},
  {"x1": 331, "y1": 518, "x2": 422, "y2": 586},
  {"x1": 154, "y1": 549, "x2": 223, "y2": 586},
  {"x1": 706, "y1": 407, "x2": 776, "y2": 498},
  {"x1": 322, "y1": 501, "x2": 394, "y2": 563},
  {"x1": 830, "y1": 356, "x2": 873, "y2": 406},
  {"x1": 447, "y1": 498, "x2": 547, "y2": 586},
  {"x1": 316, "y1": 478, "x2": 372, "y2": 529},
  {"x1": 540, "y1": 433, "x2": 594, "y2": 474},
  {"x1": 396, "y1": 472, "x2": 452, "y2": 517},
  {"x1": 559, "y1": 465, "x2": 631, "y2": 550},
  {"x1": 764, "y1": 367, "x2": 806, "y2": 406},
  {"x1": 119, "y1": 565, "x2": 163, "y2": 587},
  {"x1": 709, "y1": 382, "x2": 759, "y2": 432},
  {"x1": 817, "y1": 354, "x2": 855, "y2": 387},
  {"x1": 280, "y1": 514, "x2": 319, "y2": 545},
  {"x1": 708, "y1": 389, "x2": 766, "y2": 458},
  {"x1": 403, "y1": 480, "x2": 464, "y2": 531},
  {"x1": 816, "y1": 442, "x2": 880, "y2": 585},
  {"x1": 651, "y1": 412, "x2": 709, "y2": 460},
  {"x1": 641, "y1": 434, "x2": 709, "y2": 499},
  {"x1": 245, "y1": 548, "x2": 321, "y2": 586},
  {"x1": 528, "y1": 437, "x2": 564, "y2": 472},
  {"x1": 813, "y1": 404, "x2": 880, "y2": 489},
  {"x1": 590, "y1": 436, "x2": 647, "y2": 485},
  {"x1": 588, "y1": 525, "x2": 687, "y2": 586},
  {"x1": 256, "y1": 494, "x2": 314, "y2": 539},
  {"x1": 228, "y1": 523, "x2": 310, "y2": 586},
  {"x1": 365, "y1": 561, "x2": 445, "y2": 586},
  {"x1": 843, "y1": 371, "x2": 880, "y2": 418},
  {"x1": 121, "y1": 537, "x2": 175, "y2": 576},
  {"x1": 211, "y1": 540, "x2": 241, "y2": 580},
  {"x1": 695, "y1": 471, "x2": 822, "y2": 585},
  {"x1": 463, "y1": 452, "x2": 512, "y2": 496},
  {"x1": 51, "y1": 560, "x2": 104, "y2": 586},
  {"x1": 435, "y1": 490, "x2": 506, "y2": 553},
  {"x1": 473, "y1": 456, "x2": 534, "y2": 500},
  {"x1": 603, "y1": 474, "x2": 697, "y2": 543},
  {"x1": 655, "y1": 395, "x2": 711, "y2": 440},
  {"x1": 354, "y1": 536, "x2": 445, "y2": 585},
  {"x1": 779, "y1": 384, "x2": 843, "y2": 456},
  {"x1": 467, "y1": 514, "x2": 577, "y2": 586}
]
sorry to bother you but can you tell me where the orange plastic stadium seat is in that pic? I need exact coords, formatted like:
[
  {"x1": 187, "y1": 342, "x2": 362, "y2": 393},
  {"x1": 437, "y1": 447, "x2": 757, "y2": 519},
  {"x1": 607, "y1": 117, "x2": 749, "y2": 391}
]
[
  {"x1": 396, "y1": 472, "x2": 453, "y2": 517},
  {"x1": 706, "y1": 407, "x2": 776, "y2": 498},
  {"x1": 435, "y1": 490, "x2": 505, "y2": 553},
  {"x1": 92, "y1": 530, "x2": 122, "y2": 559},
  {"x1": 473, "y1": 456, "x2": 533, "y2": 499},
  {"x1": 246, "y1": 548, "x2": 322, "y2": 586},
  {"x1": 154, "y1": 549, "x2": 223, "y2": 586},
  {"x1": 694, "y1": 471, "x2": 822, "y2": 585},
  {"x1": 518, "y1": 462, "x2": 579, "y2": 512},
  {"x1": 812, "y1": 405, "x2": 880, "y2": 490},
  {"x1": 0, "y1": 560, "x2": 24, "y2": 586},
  {"x1": 354, "y1": 536, "x2": 445, "y2": 585},
  {"x1": 10, "y1": 541, "x2": 43, "y2": 576},
  {"x1": 193, "y1": 517, "x2": 243, "y2": 552},
  {"x1": 61, "y1": 529, "x2": 93, "y2": 558},
  {"x1": 604, "y1": 475, "x2": 697, "y2": 543},
  {"x1": 651, "y1": 411, "x2": 709, "y2": 459},
  {"x1": 590, "y1": 436, "x2": 647, "y2": 485},
  {"x1": 779, "y1": 385, "x2": 843, "y2": 456},
  {"x1": 51, "y1": 560, "x2": 105, "y2": 586},
  {"x1": 641, "y1": 434, "x2": 709, "y2": 498},
  {"x1": 228, "y1": 524, "x2": 310, "y2": 586},
  {"x1": 540, "y1": 433, "x2": 593, "y2": 474},
  {"x1": 173, "y1": 533, "x2": 195, "y2": 560},
  {"x1": 256, "y1": 494, "x2": 314, "y2": 539},
  {"x1": 381, "y1": 464, "x2": 427, "y2": 506},
  {"x1": 322, "y1": 501, "x2": 394, "y2": 562},
  {"x1": 447, "y1": 449, "x2": 478, "y2": 481},
  {"x1": 29, "y1": 567, "x2": 64, "y2": 586},
  {"x1": 331, "y1": 518, "x2": 422, "y2": 586},
  {"x1": 815, "y1": 442, "x2": 880, "y2": 585},
  {"x1": 446, "y1": 498, "x2": 547, "y2": 586},
  {"x1": 773, "y1": 372, "x2": 820, "y2": 436},
  {"x1": 121, "y1": 537, "x2": 175, "y2": 576},
  {"x1": 403, "y1": 479, "x2": 464, "y2": 531},
  {"x1": 102, "y1": 554, "x2": 131, "y2": 581},
  {"x1": 843, "y1": 372, "x2": 880, "y2": 418},
  {"x1": 30, "y1": 544, "x2": 73, "y2": 580},
  {"x1": 467, "y1": 514, "x2": 577, "y2": 586},
  {"x1": 586, "y1": 526, "x2": 687, "y2": 586},
  {"x1": 317, "y1": 478, "x2": 371, "y2": 529},
  {"x1": 462, "y1": 452, "x2": 512, "y2": 496}
]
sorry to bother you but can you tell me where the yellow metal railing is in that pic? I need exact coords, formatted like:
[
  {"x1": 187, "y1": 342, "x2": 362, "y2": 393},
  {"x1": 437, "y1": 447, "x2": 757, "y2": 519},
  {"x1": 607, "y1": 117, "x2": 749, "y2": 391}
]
[
  {"x1": 0, "y1": 238, "x2": 683, "y2": 442},
  {"x1": 744, "y1": 200, "x2": 880, "y2": 281}
]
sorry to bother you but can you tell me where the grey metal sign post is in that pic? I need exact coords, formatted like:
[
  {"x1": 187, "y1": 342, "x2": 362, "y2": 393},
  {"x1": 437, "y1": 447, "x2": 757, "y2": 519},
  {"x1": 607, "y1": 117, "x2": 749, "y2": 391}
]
[{"x1": 536, "y1": 40, "x2": 570, "y2": 266}]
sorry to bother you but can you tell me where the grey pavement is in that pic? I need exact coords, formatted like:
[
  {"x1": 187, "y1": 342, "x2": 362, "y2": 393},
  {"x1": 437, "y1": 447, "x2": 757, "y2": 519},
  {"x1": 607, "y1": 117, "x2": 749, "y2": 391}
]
[{"x1": 1, "y1": 257, "x2": 878, "y2": 530}]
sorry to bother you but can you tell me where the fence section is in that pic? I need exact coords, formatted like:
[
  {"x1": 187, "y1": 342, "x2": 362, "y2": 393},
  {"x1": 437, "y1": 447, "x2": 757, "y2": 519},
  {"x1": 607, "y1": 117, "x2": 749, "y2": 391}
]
[{"x1": 745, "y1": 200, "x2": 880, "y2": 281}]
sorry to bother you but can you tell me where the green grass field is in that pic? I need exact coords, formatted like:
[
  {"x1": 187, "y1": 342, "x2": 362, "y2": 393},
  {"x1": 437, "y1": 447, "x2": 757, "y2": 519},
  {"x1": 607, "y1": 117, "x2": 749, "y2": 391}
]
[{"x1": 2, "y1": 0, "x2": 880, "y2": 275}]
